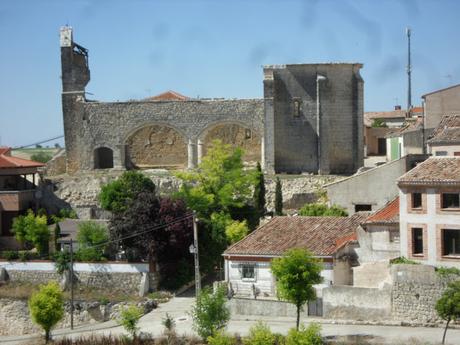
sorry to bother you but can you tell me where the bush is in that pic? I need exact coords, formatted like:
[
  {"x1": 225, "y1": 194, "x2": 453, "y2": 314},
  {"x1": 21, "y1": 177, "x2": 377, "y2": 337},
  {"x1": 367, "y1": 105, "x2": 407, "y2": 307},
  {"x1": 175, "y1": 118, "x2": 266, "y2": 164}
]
[
  {"x1": 118, "y1": 305, "x2": 143, "y2": 339},
  {"x1": 2, "y1": 250, "x2": 19, "y2": 261},
  {"x1": 31, "y1": 151, "x2": 53, "y2": 163},
  {"x1": 298, "y1": 203, "x2": 347, "y2": 217},
  {"x1": 244, "y1": 322, "x2": 275, "y2": 345},
  {"x1": 225, "y1": 220, "x2": 249, "y2": 244},
  {"x1": 76, "y1": 221, "x2": 109, "y2": 261},
  {"x1": 19, "y1": 251, "x2": 31, "y2": 262},
  {"x1": 191, "y1": 286, "x2": 230, "y2": 339},
  {"x1": 208, "y1": 331, "x2": 236, "y2": 345},
  {"x1": 390, "y1": 257, "x2": 420, "y2": 265},
  {"x1": 12, "y1": 210, "x2": 50, "y2": 256},
  {"x1": 285, "y1": 323, "x2": 323, "y2": 345},
  {"x1": 29, "y1": 281, "x2": 64, "y2": 342},
  {"x1": 435, "y1": 266, "x2": 460, "y2": 277},
  {"x1": 54, "y1": 250, "x2": 71, "y2": 275}
]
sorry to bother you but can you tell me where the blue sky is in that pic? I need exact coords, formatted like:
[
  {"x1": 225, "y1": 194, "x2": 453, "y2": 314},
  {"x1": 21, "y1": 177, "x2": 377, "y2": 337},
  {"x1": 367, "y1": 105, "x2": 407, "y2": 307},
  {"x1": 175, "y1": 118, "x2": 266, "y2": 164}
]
[{"x1": 1, "y1": 0, "x2": 459, "y2": 147}]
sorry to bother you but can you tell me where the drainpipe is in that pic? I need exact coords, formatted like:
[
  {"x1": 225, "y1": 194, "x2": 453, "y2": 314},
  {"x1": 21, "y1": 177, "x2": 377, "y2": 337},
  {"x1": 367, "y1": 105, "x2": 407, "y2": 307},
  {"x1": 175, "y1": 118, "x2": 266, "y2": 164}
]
[{"x1": 316, "y1": 75, "x2": 327, "y2": 174}]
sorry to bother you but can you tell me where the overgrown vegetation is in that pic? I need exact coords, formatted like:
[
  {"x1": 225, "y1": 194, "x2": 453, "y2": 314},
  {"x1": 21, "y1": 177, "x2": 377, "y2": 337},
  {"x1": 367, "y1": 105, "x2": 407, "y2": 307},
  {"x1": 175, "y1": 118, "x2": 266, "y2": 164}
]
[
  {"x1": 435, "y1": 266, "x2": 460, "y2": 277},
  {"x1": 119, "y1": 305, "x2": 143, "y2": 339},
  {"x1": 286, "y1": 323, "x2": 323, "y2": 345},
  {"x1": 390, "y1": 257, "x2": 420, "y2": 265},
  {"x1": 244, "y1": 321, "x2": 276, "y2": 345},
  {"x1": 371, "y1": 118, "x2": 387, "y2": 128},
  {"x1": 12, "y1": 210, "x2": 50, "y2": 256},
  {"x1": 76, "y1": 221, "x2": 109, "y2": 261},
  {"x1": 31, "y1": 151, "x2": 53, "y2": 163},
  {"x1": 298, "y1": 203, "x2": 347, "y2": 217}
]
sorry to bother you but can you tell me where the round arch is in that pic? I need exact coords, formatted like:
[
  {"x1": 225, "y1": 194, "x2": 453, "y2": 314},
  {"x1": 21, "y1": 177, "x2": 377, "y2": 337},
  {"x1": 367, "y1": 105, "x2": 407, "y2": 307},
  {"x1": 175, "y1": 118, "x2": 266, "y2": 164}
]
[{"x1": 125, "y1": 123, "x2": 188, "y2": 169}]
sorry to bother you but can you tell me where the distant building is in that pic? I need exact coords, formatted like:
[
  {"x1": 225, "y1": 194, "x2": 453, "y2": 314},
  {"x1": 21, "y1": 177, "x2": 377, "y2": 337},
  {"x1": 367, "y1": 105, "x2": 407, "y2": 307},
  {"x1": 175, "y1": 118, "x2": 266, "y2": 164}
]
[
  {"x1": 0, "y1": 147, "x2": 44, "y2": 250},
  {"x1": 398, "y1": 157, "x2": 460, "y2": 268},
  {"x1": 427, "y1": 114, "x2": 460, "y2": 157},
  {"x1": 385, "y1": 117, "x2": 424, "y2": 161},
  {"x1": 422, "y1": 84, "x2": 460, "y2": 131}
]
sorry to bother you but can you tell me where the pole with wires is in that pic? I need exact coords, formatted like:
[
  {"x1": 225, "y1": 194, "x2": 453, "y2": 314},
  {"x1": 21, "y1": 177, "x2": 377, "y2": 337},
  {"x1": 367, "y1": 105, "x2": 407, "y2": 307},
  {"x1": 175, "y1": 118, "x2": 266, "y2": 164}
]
[
  {"x1": 70, "y1": 239, "x2": 74, "y2": 330},
  {"x1": 189, "y1": 213, "x2": 201, "y2": 297}
]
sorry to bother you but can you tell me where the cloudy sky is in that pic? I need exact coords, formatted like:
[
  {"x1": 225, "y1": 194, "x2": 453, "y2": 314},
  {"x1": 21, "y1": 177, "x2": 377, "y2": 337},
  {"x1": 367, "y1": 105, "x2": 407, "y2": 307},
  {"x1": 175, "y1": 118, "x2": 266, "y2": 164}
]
[{"x1": 1, "y1": 0, "x2": 459, "y2": 147}]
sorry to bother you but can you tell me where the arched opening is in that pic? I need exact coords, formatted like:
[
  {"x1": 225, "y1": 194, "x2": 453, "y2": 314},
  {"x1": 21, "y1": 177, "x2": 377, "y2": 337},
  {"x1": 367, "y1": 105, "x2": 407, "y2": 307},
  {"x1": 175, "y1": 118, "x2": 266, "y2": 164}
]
[
  {"x1": 94, "y1": 147, "x2": 114, "y2": 169},
  {"x1": 201, "y1": 123, "x2": 261, "y2": 165},
  {"x1": 126, "y1": 124, "x2": 187, "y2": 169}
]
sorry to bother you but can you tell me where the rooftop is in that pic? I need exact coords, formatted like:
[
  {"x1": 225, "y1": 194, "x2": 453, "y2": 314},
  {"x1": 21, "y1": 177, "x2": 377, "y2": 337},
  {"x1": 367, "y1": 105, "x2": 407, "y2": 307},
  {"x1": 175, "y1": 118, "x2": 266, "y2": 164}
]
[
  {"x1": 364, "y1": 197, "x2": 399, "y2": 225},
  {"x1": 398, "y1": 157, "x2": 460, "y2": 186},
  {"x1": 224, "y1": 213, "x2": 368, "y2": 257},
  {"x1": 0, "y1": 147, "x2": 44, "y2": 170},
  {"x1": 427, "y1": 114, "x2": 460, "y2": 145},
  {"x1": 422, "y1": 83, "x2": 460, "y2": 98},
  {"x1": 144, "y1": 90, "x2": 189, "y2": 101}
]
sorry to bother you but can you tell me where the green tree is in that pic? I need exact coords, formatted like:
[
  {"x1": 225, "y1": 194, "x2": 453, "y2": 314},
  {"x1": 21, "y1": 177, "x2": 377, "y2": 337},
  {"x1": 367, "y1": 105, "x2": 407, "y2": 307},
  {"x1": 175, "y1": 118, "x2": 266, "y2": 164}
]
[
  {"x1": 299, "y1": 203, "x2": 348, "y2": 217},
  {"x1": 274, "y1": 177, "x2": 283, "y2": 216},
  {"x1": 28, "y1": 281, "x2": 64, "y2": 343},
  {"x1": 225, "y1": 220, "x2": 249, "y2": 244},
  {"x1": 371, "y1": 118, "x2": 387, "y2": 128},
  {"x1": 191, "y1": 286, "x2": 230, "y2": 340},
  {"x1": 76, "y1": 221, "x2": 109, "y2": 261},
  {"x1": 436, "y1": 280, "x2": 460, "y2": 344},
  {"x1": 118, "y1": 305, "x2": 143, "y2": 339},
  {"x1": 31, "y1": 152, "x2": 53, "y2": 163},
  {"x1": 99, "y1": 171, "x2": 156, "y2": 214},
  {"x1": 253, "y1": 162, "x2": 266, "y2": 219},
  {"x1": 271, "y1": 248, "x2": 323, "y2": 330},
  {"x1": 12, "y1": 210, "x2": 50, "y2": 255}
]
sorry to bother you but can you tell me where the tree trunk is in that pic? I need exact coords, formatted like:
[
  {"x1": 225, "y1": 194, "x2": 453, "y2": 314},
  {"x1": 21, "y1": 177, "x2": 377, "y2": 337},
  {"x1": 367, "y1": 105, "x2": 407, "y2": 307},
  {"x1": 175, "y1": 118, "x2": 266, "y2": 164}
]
[
  {"x1": 45, "y1": 329, "x2": 50, "y2": 343},
  {"x1": 442, "y1": 318, "x2": 450, "y2": 345},
  {"x1": 296, "y1": 304, "x2": 300, "y2": 330}
]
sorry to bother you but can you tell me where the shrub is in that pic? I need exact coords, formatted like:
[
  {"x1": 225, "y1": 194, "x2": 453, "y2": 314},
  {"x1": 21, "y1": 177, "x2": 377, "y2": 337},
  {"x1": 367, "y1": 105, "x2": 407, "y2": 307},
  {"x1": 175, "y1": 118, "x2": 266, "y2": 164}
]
[
  {"x1": 18, "y1": 251, "x2": 31, "y2": 262},
  {"x1": 275, "y1": 177, "x2": 283, "y2": 216},
  {"x1": 225, "y1": 220, "x2": 249, "y2": 244},
  {"x1": 29, "y1": 281, "x2": 64, "y2": 342},
  {"x1": 118, "y1": 304, "x2": 143, "y2": 339},
  {"x1": 12, "y1": 210, "x2": 50, "y2": 256},
  {"x1": 191, "y1": 286, "x2": 230, "y2": 339},
  {"x1": 285, "y1": 323, "x2": 323, "y2": 345},
  {"x1": 54, "y1": 250, "x2": 71, "y2": 275},
  {"x1": 2, "y1": 250, "x2": 19, "y2": 261},
  {"x1": 390, "y1": 257, "x2": 420, "y2": 265},
  {"x1": 244, "y1": 322, "x2": 275, "y2": 345},
  {"x1": 76, "y1": 221, "x2": 109, "y2": 261},
  {"x1": 31, "y1": 151, "x2": 53, "y2": 163},
  {"x1": 298, "y1": 203, "x2": 347, "y2": 217},
  {"x1": 208, "y1": 331, "x2": 235, "y2": 345},
  {"x1": 435, "y1": 266, "x2": 460, "y2": 277}
]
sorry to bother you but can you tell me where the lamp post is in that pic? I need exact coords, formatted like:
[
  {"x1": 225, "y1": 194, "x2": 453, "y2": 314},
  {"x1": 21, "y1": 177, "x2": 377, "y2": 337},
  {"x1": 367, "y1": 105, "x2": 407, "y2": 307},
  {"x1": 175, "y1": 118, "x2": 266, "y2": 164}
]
[{"x1": 189, "y1": 213, "x2": 201, "y2": 296}]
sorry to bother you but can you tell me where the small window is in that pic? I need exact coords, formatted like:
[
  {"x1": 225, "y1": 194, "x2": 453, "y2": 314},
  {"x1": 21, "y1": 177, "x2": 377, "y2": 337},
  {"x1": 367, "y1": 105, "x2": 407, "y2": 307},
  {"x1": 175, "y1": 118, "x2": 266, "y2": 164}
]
[
  {"x1": 412, "y1": 193, "x2": 422, "y2": 209},
  {"x1": 293, "y1": 99, "x2": 301, "y2": 117},
  {"x1": 389, "y1": 230, "x2": 400, "y2": 243},
  {"x1": 435, "y1": 151, "x2": 448, "y2": 156},
  {"x1": 245, "y1": 129, "x2": 252, "y2": 139},
  {"x1": 412, "y1": 228, "x2": 423, "y2": 255},
  {"x1": 442, "y1": 229, "x2": 460, "y2": 256},
  {"x1": 442, "y1": 193, "x2": 460, "y2": 209},
  {"x1": 241, "y1": 264, "x2": 256, "y2": 280},
  {"x1": 355, "y1": 204, "x2": 372, "y2": 212}
]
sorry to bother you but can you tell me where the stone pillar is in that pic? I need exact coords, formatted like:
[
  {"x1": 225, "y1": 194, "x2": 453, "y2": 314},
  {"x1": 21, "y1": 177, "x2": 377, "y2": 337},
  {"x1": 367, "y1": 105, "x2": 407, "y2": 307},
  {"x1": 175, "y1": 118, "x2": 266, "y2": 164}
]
[
  {"x1": 114, "y1": 144, "x2": 127, "y2": 170},
  {"x1": 197, "y1": 139, "x2": 204, "y2": 165},
  {"x1": 188, "y1": 139, "x2": 197, "y2": 169},
  {"x1": 263, "y1": 67, "x2": 276, "y2": 174}
]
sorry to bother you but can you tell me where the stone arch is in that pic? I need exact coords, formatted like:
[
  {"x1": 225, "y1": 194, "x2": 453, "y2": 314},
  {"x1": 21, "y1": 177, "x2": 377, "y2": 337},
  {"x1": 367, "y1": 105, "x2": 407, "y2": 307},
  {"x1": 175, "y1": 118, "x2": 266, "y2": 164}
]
[
  {"x1": 125, "y1": 123, "x2": 188, "y2": 169},
  {"x1": 198, "y1": 121, "x2": 262, "y2": 165},
  {"x1": 94, "y1": 147, "x2": 114, "y2": 169}
]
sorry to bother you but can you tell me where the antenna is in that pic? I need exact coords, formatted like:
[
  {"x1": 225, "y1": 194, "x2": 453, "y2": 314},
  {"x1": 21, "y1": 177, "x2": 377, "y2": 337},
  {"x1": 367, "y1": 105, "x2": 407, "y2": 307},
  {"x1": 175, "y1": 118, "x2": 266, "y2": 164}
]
[{"x1": 406, "y1": 27, "x2": 412, "y2": 116}]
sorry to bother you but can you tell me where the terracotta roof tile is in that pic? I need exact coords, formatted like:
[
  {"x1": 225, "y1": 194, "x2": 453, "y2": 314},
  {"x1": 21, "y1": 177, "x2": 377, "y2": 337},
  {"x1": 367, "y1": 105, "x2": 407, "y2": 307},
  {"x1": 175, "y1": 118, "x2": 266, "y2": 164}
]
[
  {"x1": 145, "y1": 90, "x2": 188, "y2": 101},
  {"x1": 364, "y1": 197, "x2": 399, "y2": 225},
  {"x1": 427, "y1": 115, "x2": 460, "y2": 144},
  {"x1": 224, "y1": 213, "x2": 368, "y2": 257},
  {"x1": 0, "y1": 147, "x2": 45, "y2": 169},
  {"x1": 398, "y1": 157, "x2": 460, "y2": 186}
]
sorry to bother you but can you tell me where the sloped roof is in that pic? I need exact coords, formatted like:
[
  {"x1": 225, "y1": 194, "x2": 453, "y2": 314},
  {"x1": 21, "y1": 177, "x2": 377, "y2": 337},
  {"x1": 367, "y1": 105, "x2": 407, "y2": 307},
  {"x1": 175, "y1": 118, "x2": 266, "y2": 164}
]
[
  {"x1": 398, "y1": 157, "x2": 460, "y2": 186},
  {"x1": 145, "y1": 90, "x2": 188, "y2": 101},
  {"x1": 0, "y1": 147, "x2": 44, "y2": 170},
  {"x1": 224, "y1": 213, "x2": 369, "y2": 257},
  {"x1": 422, "y1": 83, "x2": 460, "y2": 98},
  {"x1": 364, "y1": 197, "x2": 399, "y2": 225},
  {"x1": 386, "y1": 117, "x2": 423, "y2": 138},
  {"x1": 427, "y1": 115, "x2": 460, "y2": 145}
]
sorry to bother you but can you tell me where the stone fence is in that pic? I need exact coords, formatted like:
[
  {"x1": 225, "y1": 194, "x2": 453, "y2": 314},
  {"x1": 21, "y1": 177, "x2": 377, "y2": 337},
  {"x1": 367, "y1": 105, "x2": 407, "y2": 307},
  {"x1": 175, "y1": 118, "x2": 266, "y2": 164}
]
[{"x1": 0, "y1": 261, "x2": 156, "y2": 295}]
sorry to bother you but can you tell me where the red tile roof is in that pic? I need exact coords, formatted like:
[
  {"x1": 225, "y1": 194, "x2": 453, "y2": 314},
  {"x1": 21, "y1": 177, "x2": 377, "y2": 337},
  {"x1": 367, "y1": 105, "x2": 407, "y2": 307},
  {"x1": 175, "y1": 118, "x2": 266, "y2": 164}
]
[
  {"x1": 224, "y1": 213, "x2": 369, "y2": 257},
  {"x1": 427, "y1": 115, "x2": 460, "y2": 145},
  {"x1": 145, "y1": 90, "x2": 188, "y2": 101},
  {"x1": 0, "y1": 147, "x2": 45, "y2": 169},
  {"x1": 398, "y1": 157, "x2": 460, "y2": 186},
  {"x1": 364, "y1": 197, "x2": 399, "y2": 225}
]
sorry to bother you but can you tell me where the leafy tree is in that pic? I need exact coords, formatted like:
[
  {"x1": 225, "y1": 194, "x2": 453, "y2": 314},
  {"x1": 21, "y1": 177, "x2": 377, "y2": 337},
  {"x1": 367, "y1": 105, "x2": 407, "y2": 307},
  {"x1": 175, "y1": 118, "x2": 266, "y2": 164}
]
[
  {"x1": 371, "y1": 118, "x2": 387, "y2": 128},
  {"x1": 299, "y1": 203, "x2": 348, "y2": 217},
  {"x1": 29, "y1": 281, "x2": 64, "y2": 343},
  {"x1": 118, "y1": 305, "x2": 143, "y2": 339},
  {"x1": 53, "y1": 250, "x2": 71, "y2": 275},
  {"x1": 12, "y1": 210, "x2": 50, "y2": 255},
  {"x1": 436, "y1": 280, "x2": 460, "y2": 344},
  {"x1": 76, "y1": 221, "x2": 109, "y2": 261},
  {"x1": 191, "y1": 286, "x2": 230, "y2": 340},
  {"x1": 99, "y1": 171, "x2": 156, "y2": 214},
  {"x1": 110, "y1": 193, "x2": 193, "y2": 288},
  {"x1": 31, "y1": 152, "x2": 53, "y2": 163},
  {"x1": 271, "y1": 248, "x2": 323, "y2": 330},
  {"x1": 225, "y1": 220, "x2": 249, "y2": 244},
  {"x1": 286, "y1": 323, "x2": 323, "y2": 345},
  {"x1": 274, "y1": 177, "x2": 283, "y2": 216},
  {"x1": 243, "y1": 321, "x2": 275, "y2": 345},
  {"x1": 253, "y1": 162, "x2": 266, "y2": 218}
]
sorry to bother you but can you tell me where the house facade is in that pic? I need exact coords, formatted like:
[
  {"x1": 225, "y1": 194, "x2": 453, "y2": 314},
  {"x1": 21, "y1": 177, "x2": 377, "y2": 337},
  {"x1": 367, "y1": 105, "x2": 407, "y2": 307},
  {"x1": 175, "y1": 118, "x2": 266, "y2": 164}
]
[
  {"x1": 398, "y1": 157, "x2": 460, "y2": 268},
  {"x1": 223, "y1": 214, "x2": 368, "y2": 298}
]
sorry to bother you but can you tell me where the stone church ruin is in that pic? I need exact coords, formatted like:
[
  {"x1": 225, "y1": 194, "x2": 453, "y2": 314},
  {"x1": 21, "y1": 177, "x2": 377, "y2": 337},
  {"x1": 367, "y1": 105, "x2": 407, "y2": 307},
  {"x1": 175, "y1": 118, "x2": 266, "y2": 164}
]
[{"x1": 60, "y1": 27, "x2": 364, "y2": 175}]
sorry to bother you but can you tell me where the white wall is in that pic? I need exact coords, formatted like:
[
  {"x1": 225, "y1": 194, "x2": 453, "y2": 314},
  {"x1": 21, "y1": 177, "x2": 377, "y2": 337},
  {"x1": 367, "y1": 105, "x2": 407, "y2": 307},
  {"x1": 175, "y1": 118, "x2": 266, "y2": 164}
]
[
  {"x1": 355, "y1": 225, "x2": 400, "y2": 264},
  {"x1": 0, "y1": 261, "x2": 149, "y2": 273},
  {"x1": 430, "y1": 144, "x2": 460, "y2": 157}
]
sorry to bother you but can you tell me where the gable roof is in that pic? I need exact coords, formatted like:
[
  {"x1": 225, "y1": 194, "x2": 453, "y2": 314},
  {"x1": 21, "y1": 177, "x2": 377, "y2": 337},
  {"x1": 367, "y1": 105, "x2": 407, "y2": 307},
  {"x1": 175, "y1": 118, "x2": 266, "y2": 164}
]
[
  {"x1": 427, "y1": 115, "x2": 460, "y2": 145},
  {"x1": 398, "y1": 157, "x2": 460, "y2": 186},
  {"x1": 364, "y1": 197, "x2": 399, "y2": 225},
  {"x1": 422, "y1": 83, "x2": 460, "y2": 98},
  {"x1": 145, "y1": 90, "x2": 188, "y2": 101},
  {"x1": 0, "y1": 147, "x2": 45, "y2": 170},
  {"x1": 224, "y1": 213, "x2": 368, "y2": 257}
]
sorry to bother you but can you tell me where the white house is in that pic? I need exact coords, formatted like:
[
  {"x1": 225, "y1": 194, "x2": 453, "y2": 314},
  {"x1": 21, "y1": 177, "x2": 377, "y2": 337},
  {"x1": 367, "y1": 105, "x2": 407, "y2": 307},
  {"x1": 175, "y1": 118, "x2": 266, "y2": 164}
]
[{"x1": 223, "y1": 214, "x2": 368, "y2": 298}]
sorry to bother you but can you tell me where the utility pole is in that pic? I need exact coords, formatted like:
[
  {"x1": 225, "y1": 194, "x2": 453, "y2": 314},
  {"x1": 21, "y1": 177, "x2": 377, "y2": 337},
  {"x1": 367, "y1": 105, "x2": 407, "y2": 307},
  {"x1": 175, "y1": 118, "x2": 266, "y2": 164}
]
[
  {"x1": 190, "y1": 213, "x2": 201, "y2": 296},
  {"x1": 316, "y1": 74, "x2": 327, "y2": 174},
  {"x1": 69, "y1": 239, "x2": 74, "y2": 330},
  {"x1": 406, "y1": 27, "x2": 412, "y2": 115}
]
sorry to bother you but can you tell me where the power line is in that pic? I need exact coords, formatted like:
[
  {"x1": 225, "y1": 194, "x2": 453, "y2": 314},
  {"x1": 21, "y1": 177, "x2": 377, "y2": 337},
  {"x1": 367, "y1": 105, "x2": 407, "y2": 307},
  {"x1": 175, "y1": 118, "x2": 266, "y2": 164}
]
[{"x1": 15, "y1": 135, "x2": 64, "y2": 149}]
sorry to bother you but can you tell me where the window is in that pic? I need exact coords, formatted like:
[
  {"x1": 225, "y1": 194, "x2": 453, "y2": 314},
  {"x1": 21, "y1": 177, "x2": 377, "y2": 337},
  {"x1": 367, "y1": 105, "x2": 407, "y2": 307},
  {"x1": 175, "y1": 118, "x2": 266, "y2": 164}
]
[
  {"x1": 241, "y1": 263, "x2": 256, "y2": 280},
  {"x1": 245, "y1": 129, "x2": 252, "y2": 139},
  {"x1": 293, "y1": 99, "x2": 301, "y2": 117},
  {"x1": 389, "y1": 230, "x2": 400, "y2": 243},
  {"x1": 442, "y1": 193, "x2": 460, "y2": 209},
  {"x1": 412, "y1": 193, "x2": 422, "y2": 208},
  {"x1": 412, "y1": 228, "x2": 423, "y2": 255},
  {"x1": 435, "y1": 151, "x2": 448, "y2": 156},
  {"x1": 355, "y1": 204, "x2": 372, "y2": 212},
  {"x1": 442, "y1": 229, "x2": 460, "y2": 256}
]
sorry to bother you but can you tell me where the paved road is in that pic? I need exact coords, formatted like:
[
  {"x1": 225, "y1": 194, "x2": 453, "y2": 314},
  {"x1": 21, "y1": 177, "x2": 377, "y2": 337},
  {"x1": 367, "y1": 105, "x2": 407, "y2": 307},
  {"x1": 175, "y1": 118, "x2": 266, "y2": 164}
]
[{"x1": 1, "y1": 296, "x2": 459, "y2": 345}]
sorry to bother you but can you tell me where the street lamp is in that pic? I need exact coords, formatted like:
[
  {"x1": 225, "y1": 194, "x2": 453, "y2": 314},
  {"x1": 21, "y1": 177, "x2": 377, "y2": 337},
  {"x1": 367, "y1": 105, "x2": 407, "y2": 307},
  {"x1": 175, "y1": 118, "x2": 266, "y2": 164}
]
[{"x1": 189, "y1": 213, "x2": 201, "y2": 296}]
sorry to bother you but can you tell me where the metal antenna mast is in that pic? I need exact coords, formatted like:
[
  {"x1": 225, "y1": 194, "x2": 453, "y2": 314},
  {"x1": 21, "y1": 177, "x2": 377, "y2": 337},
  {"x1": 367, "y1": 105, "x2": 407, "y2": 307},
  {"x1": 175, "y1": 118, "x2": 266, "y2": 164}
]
[{"x1": 406, "y1": 27, "x2": 412, "y2": 115}]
